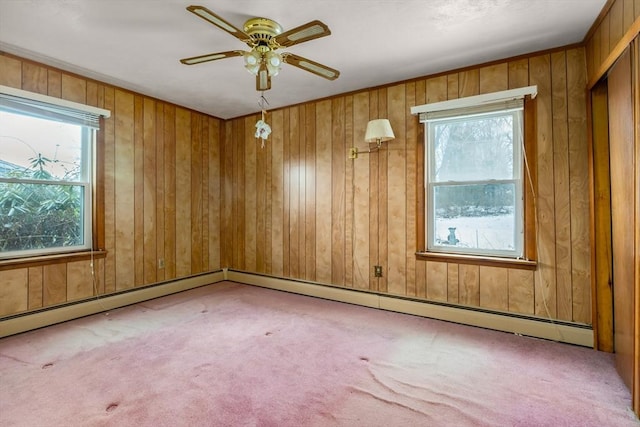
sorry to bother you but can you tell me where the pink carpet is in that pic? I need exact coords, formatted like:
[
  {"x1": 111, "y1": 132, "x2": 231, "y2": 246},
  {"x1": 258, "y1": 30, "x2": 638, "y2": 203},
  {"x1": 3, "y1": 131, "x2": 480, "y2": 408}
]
[{"x1": 0, "y1": 281, "x2": 638, "y2": 426}]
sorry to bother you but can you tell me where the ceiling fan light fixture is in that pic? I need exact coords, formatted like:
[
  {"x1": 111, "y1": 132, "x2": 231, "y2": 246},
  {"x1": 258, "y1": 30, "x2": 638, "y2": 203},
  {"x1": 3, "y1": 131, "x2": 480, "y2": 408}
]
[
  {"x1": 257, "y1": 63, "x2": 271, "y2": 91},
  {"x1": 265, "y1": 51, "x2": 282, "y2": 76},
  {"x1": 243, "y1": 51, "x2": 262, "y2": 74}
]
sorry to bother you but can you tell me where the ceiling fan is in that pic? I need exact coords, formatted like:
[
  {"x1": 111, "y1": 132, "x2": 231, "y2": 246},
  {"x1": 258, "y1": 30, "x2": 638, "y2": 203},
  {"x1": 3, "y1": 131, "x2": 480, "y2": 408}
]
[{"x1": 180, "y1": 5, "x2": 340, "y2": 91}]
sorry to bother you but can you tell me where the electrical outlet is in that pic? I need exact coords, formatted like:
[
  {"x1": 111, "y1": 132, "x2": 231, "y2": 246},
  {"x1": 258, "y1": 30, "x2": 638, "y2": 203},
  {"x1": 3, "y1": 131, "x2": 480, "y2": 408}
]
[
  {"x1": 374, "y1": 265, "x2": 383, "y2": 277},
  {"x1": 158, "y1": 258, "x2": 165, "y2": 269}
]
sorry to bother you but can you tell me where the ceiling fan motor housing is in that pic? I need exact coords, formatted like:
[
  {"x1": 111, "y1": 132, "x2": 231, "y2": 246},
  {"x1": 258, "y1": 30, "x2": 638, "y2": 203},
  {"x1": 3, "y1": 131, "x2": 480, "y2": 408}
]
[{"x1": 244, "y1": 18, "x2": 283, "y2": 52}]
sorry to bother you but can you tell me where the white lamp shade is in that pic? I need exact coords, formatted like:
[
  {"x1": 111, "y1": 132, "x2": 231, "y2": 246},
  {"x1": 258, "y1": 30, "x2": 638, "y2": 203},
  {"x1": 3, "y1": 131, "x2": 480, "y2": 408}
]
[
  {"x1": 364, "y1": 119, "x2": 395, "y2": 143},
  {"x1": 243, "y1": 51, "x2": 262, "y2": 75}
]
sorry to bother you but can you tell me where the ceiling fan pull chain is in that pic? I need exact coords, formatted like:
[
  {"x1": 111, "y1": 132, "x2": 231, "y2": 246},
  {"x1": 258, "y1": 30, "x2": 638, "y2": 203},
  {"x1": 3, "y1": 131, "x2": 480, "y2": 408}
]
[{"x1": 255, "y1": 93, "x2": 271, "y2": 147}]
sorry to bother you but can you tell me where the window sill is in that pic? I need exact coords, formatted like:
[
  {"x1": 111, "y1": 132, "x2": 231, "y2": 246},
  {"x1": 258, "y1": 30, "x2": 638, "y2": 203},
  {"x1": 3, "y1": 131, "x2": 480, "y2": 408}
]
[
  {"x1": 415, "y1": 251, "x2": 537, "y2": 270},
  {"x1": 0, "y1": 250, "x2": 107, "y2": 271}
]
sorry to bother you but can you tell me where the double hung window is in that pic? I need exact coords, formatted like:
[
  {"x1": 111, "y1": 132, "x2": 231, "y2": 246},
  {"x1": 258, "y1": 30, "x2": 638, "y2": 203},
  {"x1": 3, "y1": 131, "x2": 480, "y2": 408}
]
[
  {"x1": 0, "y1": 86, "x2": 109, "y2": 259},
  {"x1": 413, "y1": 87, "x2": 536, "y2": 260}
]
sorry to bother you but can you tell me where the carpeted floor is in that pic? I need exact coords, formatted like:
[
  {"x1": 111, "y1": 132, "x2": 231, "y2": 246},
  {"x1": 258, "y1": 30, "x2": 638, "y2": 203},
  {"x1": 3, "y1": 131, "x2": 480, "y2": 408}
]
[{"x1": 0, "y1": 281, "x2": 638, "y2": 426}]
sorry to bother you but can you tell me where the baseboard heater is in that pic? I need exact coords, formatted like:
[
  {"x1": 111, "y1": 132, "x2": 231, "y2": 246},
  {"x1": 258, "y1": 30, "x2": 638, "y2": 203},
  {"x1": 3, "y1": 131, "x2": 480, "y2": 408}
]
[
  {"x1": 225, "y1": 269, "x2": 593, "y2": 348},
  {"x1": 0, "y1": 270, "x2": 225, "y2": 338},
  {"x1": 1, "y1": 268, "x2": 593, "y2": 347}
]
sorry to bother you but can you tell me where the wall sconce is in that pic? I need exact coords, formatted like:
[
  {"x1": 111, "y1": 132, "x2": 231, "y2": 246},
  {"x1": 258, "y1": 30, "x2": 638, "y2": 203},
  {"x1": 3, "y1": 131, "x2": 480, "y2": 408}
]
[{"x1": 349, "y1": 119, "x2": 395, "y2": 159}]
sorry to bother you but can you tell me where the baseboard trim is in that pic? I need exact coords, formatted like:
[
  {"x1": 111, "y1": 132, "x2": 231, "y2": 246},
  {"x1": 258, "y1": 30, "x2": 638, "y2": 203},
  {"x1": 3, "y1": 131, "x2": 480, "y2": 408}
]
[
  {"x1": 0, "y1": 270, "x2": 225, "y2": 338},
  {"x1": 227, "y1": 270, "x2": 593, "y2": 347}
]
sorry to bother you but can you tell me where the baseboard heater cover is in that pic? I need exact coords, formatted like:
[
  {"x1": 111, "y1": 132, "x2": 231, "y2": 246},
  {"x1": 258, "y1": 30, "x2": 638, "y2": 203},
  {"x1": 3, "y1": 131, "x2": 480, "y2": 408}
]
[
  {"x1": 226, "y1": 270, "x2": 593, "y2": 347},
  {"x1": 0, "y1": 270, "x2": 226, "y2": 338}
]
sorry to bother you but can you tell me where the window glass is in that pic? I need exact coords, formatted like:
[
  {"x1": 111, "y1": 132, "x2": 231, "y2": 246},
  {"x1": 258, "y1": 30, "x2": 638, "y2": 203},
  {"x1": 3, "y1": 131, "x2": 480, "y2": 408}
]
[
  {"x1": 426, "y1": 109, "x2": 523, "y2": 258},
  {"x1": 0, "y1": 110, "x2": 91, "y2": 258}
]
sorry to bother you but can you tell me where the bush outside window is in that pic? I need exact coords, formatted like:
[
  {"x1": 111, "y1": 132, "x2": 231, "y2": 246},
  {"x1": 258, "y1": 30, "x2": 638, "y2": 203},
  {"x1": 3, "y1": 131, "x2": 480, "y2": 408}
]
[{"x1": 0, "y1": 108, "x2": 93, "y2": 259}]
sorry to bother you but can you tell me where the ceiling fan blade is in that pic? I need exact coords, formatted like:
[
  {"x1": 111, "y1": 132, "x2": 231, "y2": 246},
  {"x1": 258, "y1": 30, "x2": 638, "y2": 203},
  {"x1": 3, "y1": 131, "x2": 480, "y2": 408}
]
[
  {"x1": 186, "y1": 5, "x2": 251, "y2": 45},
  {"x1": 180, "y1": 50, "x2": 244, "y2": 65},
  {"x1": 273, "y1": 20, "x2": 331, "y2": 48},
  {"x1": 282, "y1": 53, "x2": 340, "y2": 80}
]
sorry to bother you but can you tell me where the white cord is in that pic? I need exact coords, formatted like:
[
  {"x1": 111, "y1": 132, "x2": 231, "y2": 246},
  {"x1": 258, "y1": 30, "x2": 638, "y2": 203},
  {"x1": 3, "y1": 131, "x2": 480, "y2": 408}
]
[
  {"x1": 89, "y1": 248, "x2": 108, "y2": 314},
  {"x1": 520, "y1": 111, "x2": 564, "y2": 341}
]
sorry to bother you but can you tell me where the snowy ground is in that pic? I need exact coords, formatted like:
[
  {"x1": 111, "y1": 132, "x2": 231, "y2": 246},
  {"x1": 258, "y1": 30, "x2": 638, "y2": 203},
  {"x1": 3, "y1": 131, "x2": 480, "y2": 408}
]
[{"x1": 434, "y1": 214, "x2": 515, "y2": 251}]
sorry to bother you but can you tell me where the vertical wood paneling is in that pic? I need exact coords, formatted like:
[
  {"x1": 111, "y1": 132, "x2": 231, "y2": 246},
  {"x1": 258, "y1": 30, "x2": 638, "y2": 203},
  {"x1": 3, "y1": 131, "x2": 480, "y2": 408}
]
[
  {"x1": 508, "y1": 58, "x2": 529, "y2": 89},
  {"x1": 601, "y1": 14, "x2": 611, "y2": 67},
  {"x1": 143, "y1": 98, "x2": 157, "y2": 284},
  {"x1": 155, "y1": 102, "x2": 166, "y2": 282},
  {"x1": 66, "y1": 261, "x2": 93, "y2": 301},
  {"x1": 353, "y1": 93, "x2": 370, "y2": 290},
  {"x1": 479, "y1": 63, "x2": 509, "y2": 94},
  {"x1": 163, "y1": 105, "x2": 177, "y2": 279},
  {"x1": 301, "y1": 105, "x2": 309, "y2": 280},
  {"x1": 567, "y1": 48, "x2": 591, "y2": 324},
  {"x1": 201, "y1": 116, "x2": 210, "y2": 270},
  {"x1": 61, "y1": 74, "x2": 86, "y2": 103},
  {"x1": 624, "y1": 0, "x2": 636, "y2": 31},
  {"x1": 0, "y1": 54, "x2": 22, "y2": 87},
  {"x1": 190, "y1": 114, "x2": 203, "y2": 273},
  {"x1": 415, "y1": 80, "x2": 427, "y2": 298},
  {"x1": 282, "y1": 110, "x2": 290, "y2": 276},
  {"x1": 344, "y1": 97, "x2": 353, "y2": 287},
  {"x1": 551, "y1": 51, "x2": 573, "y2": 322},
  {"x1": 447, "y1": 74, "x2": 459, "y2": 100},
  {"x1": 28, "y1": 266, "x2": 43, "y2": 309},
  {"x1": 387, "y1": 85, "x2": 407, "y2": 295},
  {"x1": 220, "y1": 122, "x2": 233, "y2": 269},
  {"x1": 426, "y1": 76, "x2": 448, "y2": 103},
  {"x1": 459, "y1": 264, "x2": 480, "y2": 306},
  {"x1": 114, "y1": 90, "x2": 135, "y2": 290},
  {"x1": 271, "y1": 110, "x2": 285, "y2": 276},
  {"x1": 256, "y1": 116, "x2": 267, "y2": 274},
  {"x1": 459, "y1": 69, "x2": 480, "y2": 97},
  {"x1": 244, "y1": 117, "x2": 258, "y2": 272},
  {"x1": 43, "y1": 264, "x2": 66, "y2": 306},
  {"x1": 47, "y1": 70, "x2": 61, "y2": 98},
  {"x1": 508, "y1": 269, "x2": 535, "y2": 314},
  {"x1": 426, "y1": 261, "x2": 447, "y2": 301},
  {"x1": 133, "y1": 96, "x2": 144, "y2": 286},
  {"x1": 304, "y1": 104, "x2": 317, "y2": 282},
  {"x1": 369, "y1": 90, "x2": 380, "y2": 291},
  {"x1": 103, "y1": 87, "x2": 116, "y2": 293},
  {"x1": 331, "y1": 98, "x2": 346, "y2": 285},
  {"x1": 175, "y1": 108, "x2": 192, "y2": 277},
  {"x1": 289, "y1": 108, "x2": 301, "y2": 278},
  {"x1": 479, "y1": 266, "x2": 509, "y2": 311},
  {"x1": 593, "y1": 26, "x2": 602, "y2": 80},
  {"x1": 21, "y1": 62, "x2": 47, "y2": 94},
  {"x1": 0, "y1": 269, "x2": 28, "y2": 316},
  {"x1": 447, "y1": 263, "x2": 459, "y2": 303},
  {"x1": 378, "y1": 88, "x2": 389, "y2": 293},
  {"x1": 529, "y1": 54, "x2": 558, "y2": 318},
  {"x1": 208, "y1": 118, "x2": 221, "y2": 271},
  {"x1": 609, "y1": 0, "x2": 624, "y2": 50},
  {"x1": 405, "y1": 83, "x2": 417, "y2": 297}
]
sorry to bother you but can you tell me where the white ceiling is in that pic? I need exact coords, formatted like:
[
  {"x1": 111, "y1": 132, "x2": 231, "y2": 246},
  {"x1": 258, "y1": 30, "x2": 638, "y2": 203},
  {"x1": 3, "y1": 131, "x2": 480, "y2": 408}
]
[{"x1": 0, "y1": 0, "x2": 605, "y2": 119}]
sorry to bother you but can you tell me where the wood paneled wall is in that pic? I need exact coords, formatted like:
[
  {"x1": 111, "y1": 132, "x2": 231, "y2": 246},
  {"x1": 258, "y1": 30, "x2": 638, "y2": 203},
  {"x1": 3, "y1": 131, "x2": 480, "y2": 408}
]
[
  {"x1": 584, "y1": 0, "x2": 640, "y2": 83},
  {"x1": 223, "y1": 47, "x2": 592, "y2": 324},
  {"x1": 0, "y1": 53, "x2": 223, "y2": 317},
  {"x1": 0, "y1": 46, "x2": 591, "y2": 325}
]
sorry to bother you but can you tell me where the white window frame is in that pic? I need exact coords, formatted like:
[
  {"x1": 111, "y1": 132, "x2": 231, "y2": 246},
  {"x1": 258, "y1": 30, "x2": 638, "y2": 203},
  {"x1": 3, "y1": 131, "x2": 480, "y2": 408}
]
[
  {"x1": 0, "y1": 85, "x2": 110, "y2": 259},
  {"x1": 411, "y1": 86, "x2": 537, "y2": 259}
]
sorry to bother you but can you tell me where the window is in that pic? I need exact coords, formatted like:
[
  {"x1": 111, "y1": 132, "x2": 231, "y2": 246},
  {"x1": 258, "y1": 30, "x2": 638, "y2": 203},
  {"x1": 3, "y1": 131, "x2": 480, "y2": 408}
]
[
  {"x1": 412, "y1": 87, "x2": 537, "y2": 260},
  {"x1": 0, "y1": 86, "x2": 109, "y2": 259}
]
